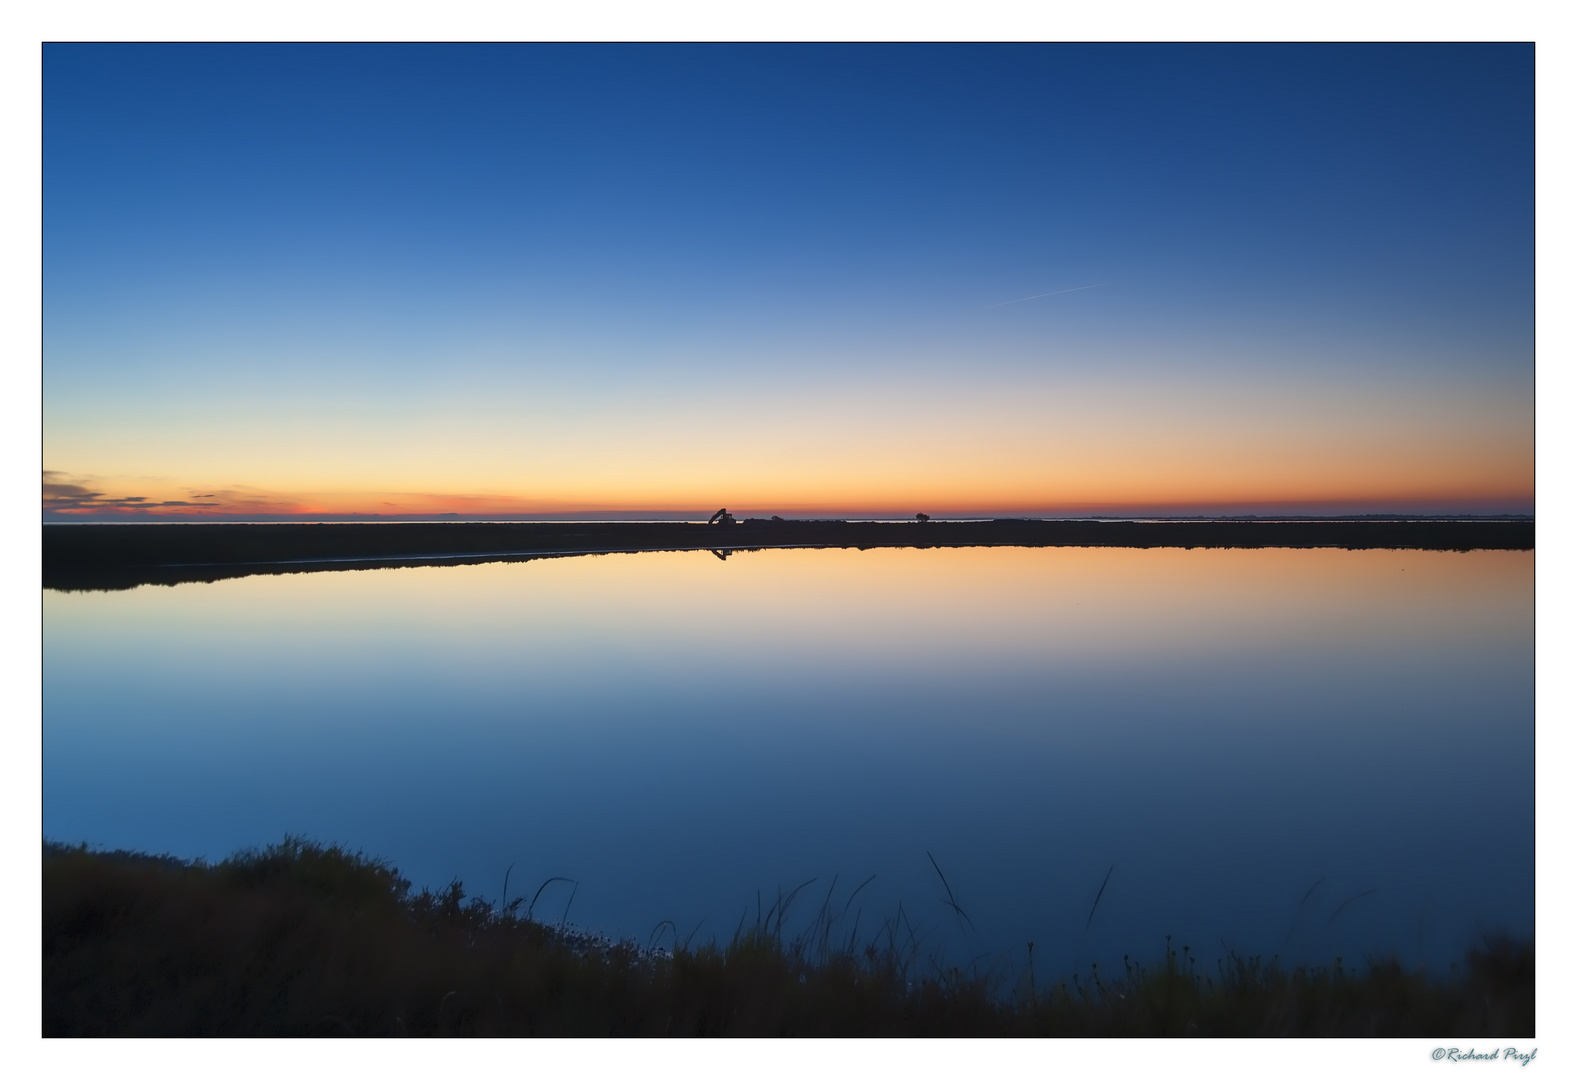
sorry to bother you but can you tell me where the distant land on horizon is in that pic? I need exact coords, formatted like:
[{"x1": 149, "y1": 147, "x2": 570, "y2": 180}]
[{"x1": 43, "y1": 517, "x2": 1535, "y2": 593}]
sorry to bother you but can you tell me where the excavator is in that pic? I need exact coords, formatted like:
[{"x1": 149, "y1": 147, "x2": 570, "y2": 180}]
[{"x1": 707, "y1": 508, "x2": 736, "y2": 526}]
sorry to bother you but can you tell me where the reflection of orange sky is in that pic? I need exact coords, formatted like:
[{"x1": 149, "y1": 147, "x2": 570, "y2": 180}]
[
  {"x1": 63, "y1": 546, "x2": 1530, "y2": 668},
  {"x1": 493, "y1": 545, "x2": 1535, "y2": 638}
]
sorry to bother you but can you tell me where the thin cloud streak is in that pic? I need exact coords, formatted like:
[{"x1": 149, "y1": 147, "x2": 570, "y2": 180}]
[{"x1": 980, "y1": 283, "x2": 1107, "y2": 309}]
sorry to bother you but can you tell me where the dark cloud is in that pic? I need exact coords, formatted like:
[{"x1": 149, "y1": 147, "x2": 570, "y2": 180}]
[
  {"x1": 43, "y1": 471, "x2": 202, "y2": 515},
  {"x1": 42, "y1": 471, "x2": 316, "y2": 519}
]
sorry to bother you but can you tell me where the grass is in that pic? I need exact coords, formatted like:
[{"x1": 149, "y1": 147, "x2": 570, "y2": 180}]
[{"x1": 43, "y1": 838, "x2": 1533, "y2": 1037}]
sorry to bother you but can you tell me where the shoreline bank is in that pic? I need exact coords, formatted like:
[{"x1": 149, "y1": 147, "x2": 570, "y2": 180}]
[
  {"x1": 44, "y1": 518, "x2": 1535, "y2": 592},
  {"x1": 43, "y1": 838, "x2": 1534, "y2": 1037}
]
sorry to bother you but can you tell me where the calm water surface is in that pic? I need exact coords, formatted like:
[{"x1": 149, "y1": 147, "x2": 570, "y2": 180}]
[{"x1": 43, "y1": 546, "x2": 1533, "y2": 976}]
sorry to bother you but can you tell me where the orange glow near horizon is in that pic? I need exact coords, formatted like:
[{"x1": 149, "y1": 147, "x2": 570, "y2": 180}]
[
  {"x1": 43, "y1": 360, "x2": 1533, "y2": 518},
  {"x1": 40, "y1": 476, "x2": 1534, "y2": 519}
]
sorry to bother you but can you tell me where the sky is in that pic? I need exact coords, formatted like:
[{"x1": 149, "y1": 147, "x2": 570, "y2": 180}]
[{"x1": 42, "y1": 43, "x2": 1534, "y2": 519}]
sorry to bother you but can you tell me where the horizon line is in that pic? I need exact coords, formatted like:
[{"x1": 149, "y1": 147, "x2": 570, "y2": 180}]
[{"x1": 43, "y1": 510, "x2": 1537, "y2": 525}]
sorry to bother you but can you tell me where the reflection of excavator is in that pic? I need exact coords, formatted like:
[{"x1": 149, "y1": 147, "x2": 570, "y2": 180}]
[{"x1": 707, "y1": 508, "x2": 736, "y2": 526}]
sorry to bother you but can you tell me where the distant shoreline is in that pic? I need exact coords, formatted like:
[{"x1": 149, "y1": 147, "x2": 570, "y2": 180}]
[{"x1": 42, "y1": 518, "x2": 1535, "y2": 592}]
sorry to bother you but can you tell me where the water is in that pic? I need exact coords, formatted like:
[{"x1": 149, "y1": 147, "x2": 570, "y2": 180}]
[{"x1": 43, "y1": 545, "x2": 1533, "y2": 978}]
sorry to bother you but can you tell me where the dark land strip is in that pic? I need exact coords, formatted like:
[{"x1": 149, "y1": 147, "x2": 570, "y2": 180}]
[{"x1": 43, "y1": 518, "x2": 1534, "y2": 592}]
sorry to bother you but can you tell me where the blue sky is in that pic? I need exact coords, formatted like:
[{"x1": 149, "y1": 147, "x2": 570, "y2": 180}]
[{"x1": 43, "y1": 44, "x2": 1533, "y2": 516}]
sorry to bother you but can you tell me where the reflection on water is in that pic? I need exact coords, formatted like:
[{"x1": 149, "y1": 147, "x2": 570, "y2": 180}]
[{"x1": 43, "y1": 547, "x2": 1532, "y2": 976}]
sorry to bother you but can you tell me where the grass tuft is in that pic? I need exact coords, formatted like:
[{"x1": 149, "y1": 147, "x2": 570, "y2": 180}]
[{"x1": 43, "y1": 839, "x2": 1533, "y2": 1037}]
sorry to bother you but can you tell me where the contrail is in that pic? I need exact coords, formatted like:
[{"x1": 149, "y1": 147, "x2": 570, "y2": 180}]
[{"x1": 981, "y1": 282, "x2": 1107, "y2": 309}]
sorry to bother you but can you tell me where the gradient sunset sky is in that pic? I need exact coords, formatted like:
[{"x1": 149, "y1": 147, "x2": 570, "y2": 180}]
[{"x1": 43, "y1": 43, "x2": 1533, "y2": 519}]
